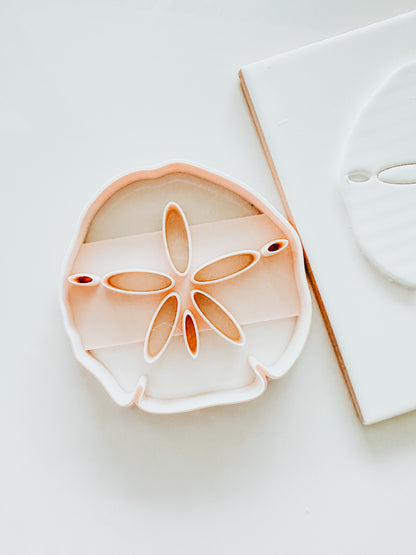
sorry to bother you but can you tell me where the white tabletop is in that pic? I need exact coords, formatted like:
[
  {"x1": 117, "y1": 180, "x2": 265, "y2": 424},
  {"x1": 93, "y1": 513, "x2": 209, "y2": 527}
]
[{"x1": 2, "y1": 1, "x2": 416, "y2": 553}]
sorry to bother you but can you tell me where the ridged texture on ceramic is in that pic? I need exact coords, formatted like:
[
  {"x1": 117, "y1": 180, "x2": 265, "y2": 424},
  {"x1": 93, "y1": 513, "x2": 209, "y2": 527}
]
[{"x1": 340, "y1": 63, "x2": 416, "y2": 288}]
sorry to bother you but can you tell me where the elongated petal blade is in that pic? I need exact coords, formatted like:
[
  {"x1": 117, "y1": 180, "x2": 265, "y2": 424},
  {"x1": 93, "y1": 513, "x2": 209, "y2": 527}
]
[
  {"x1": 192, "y1": 250, "x2": 259, "y2": 284},
  {"x1": 192, "y1": 290, "x2": 244, "y2": 345},
  {"x1": 144, "y1": 293, "x2": 180, "y2": 362},
  {"x1": 183, "y1": 310, "x2": 199, "y2": 358},
  {"x1": 163, "y1": 202, "x2": 191, "y2": 275},
  {"x1": 103, "y1": 270, "x2": 174, "y2": 294}
]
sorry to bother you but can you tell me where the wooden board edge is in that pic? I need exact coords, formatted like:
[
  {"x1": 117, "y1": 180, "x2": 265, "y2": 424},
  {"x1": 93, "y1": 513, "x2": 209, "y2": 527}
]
[{"x1": 238, "y1": 69, "x2": 364, "y2": 423}]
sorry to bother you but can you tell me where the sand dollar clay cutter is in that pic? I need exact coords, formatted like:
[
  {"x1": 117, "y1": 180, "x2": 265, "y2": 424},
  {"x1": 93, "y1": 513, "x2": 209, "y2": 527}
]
[{"x1": 61, "y1": 162, "x2": 311, "y2": 413}]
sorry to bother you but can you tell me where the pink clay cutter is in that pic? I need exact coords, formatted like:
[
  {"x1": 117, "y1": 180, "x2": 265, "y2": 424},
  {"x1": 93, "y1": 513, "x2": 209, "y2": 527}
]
[{"x1": 61, "y1": 162, "x2": 311, "y2": 413}]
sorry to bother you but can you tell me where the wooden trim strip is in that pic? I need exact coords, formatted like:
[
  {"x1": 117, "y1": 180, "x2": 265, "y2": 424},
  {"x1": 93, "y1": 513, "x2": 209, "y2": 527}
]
[{"x1": 239, "y1": 70, "x2": 363, "y2": 423}]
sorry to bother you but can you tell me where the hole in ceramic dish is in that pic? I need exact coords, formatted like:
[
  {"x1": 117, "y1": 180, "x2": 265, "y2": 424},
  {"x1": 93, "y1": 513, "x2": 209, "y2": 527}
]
[
  {"x1": 377, "y1": 162, "x2": 416, "y2": 185},
  {"x1": 145, "y1": 294, "x2": 180, "y2": 361},
  {"x1": 104, "y1": 271, "x2": 173, "y2": 294},
  {"x1": 193, "y1": 251, "x2": 259, "y2": 284},
  {"x1": 184, "y1": 311, "x2": 198, "y2": 357},
  {"x1": 192, "y1": 291, "x2": 244, "y2": 344},
  {"x1": 164, "y1": 203, "x2": 190, "y2": 274},
  {"x1": 347, "y1": 170, "x2": 371, "y2": 183}
]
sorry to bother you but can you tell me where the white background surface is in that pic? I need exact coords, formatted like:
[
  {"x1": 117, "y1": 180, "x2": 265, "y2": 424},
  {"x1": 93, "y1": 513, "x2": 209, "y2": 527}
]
[{"x1": 2, "y1": 1, "x2": 416, "y2": 554}]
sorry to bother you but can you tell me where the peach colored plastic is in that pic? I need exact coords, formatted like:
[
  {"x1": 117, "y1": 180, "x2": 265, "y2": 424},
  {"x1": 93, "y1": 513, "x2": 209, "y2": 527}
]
[
  {"x1": 182, "y1": 309, "x2": 199, "y2": 359},
  {"x1": 60, "y1": 162, "x2": 311, "y2": 413},
  {"x1": 69, "y1": 214, "x2": 300, "y2": 351},
  {"x1": 260, "y1": 239, "x2": 289, "y2": 258},
  {"x1": 191, "y1": 289, "x2": 245, "y2": 346},
  {"x1": 144, "y1": 292, "x2": 180, "y2": 363},
  {"x1": 163, "y1": 202, "x2": 192, "y2": 276},
  {"x1": 101, "y1": 269, "x2": 175, "y2": 295},
  {"x1": 67, "y1": 273, "x2": 100, "y2": 287},
  {"x1": 192, "y1": 250, "x2": 260, "y2": 285}
]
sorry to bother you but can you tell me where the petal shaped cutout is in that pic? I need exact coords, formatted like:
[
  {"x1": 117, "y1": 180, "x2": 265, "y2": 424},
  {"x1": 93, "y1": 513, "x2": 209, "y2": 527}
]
[
  {"x1": 192, "y1": 250, "x2": 260, "y2": 285},
  {"x1": 260, "y1": 239, "x2": 289, "y2": 257},
  {"x1": 68, "y1": 273, "x2": 100, "y2": 287},
  {"x1": 191, "y1": 290, "x2": 245, "y2": 345},
  {"x1": 182, "y1": 310, "x2": 199, "y2": 358},
  {"x1": 144, "y1": 292, "x2": 180, "y2": 363},
  {"x1": 163, "y1": 202, "x2": 191, "y2": 275},
  {"x1": 377, "y1": 163, "x2": 416, "y2": 185},
  {"x1": 102, "y1": 270, "x2": 174, "y2": 295}
]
